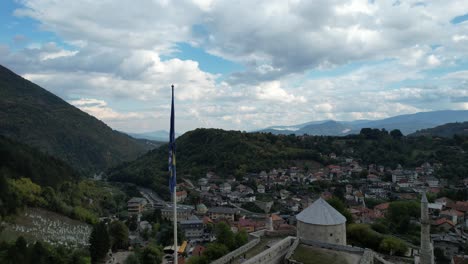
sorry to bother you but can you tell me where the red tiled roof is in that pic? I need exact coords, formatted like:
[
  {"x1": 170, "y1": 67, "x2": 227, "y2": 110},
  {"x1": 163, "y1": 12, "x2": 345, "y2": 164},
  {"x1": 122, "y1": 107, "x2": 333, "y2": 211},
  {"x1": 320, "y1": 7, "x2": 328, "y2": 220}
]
[
  {"x1": 374, "y1": 202, "x2": 390, "y2": 210},
  {"x1": 452, "y1": 255, "x2": 468, "y2": 264},
  {"x1": 192, "y1": 245, "x2": 205, "y2": 256},
  {"x1": 433, "y1": 218, "x2": 455, "y2": 227},
  {"x1": 441, "y1": 209, "x2": 464, "y2": 217}
]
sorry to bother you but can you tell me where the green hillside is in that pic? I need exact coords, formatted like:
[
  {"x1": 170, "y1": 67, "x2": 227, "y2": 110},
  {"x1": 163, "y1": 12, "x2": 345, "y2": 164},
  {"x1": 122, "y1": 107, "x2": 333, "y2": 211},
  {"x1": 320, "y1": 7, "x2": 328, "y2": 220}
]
[
  {"x1": 108, "y1": 128, "x2": 468, "y2": 198},
  {"x1": 0, "y1": 136, "x2": 129, "y2": 224},
  {"x1": 410, "y1": 122, "x2": 468, "y2": 137},
  {"x1": 0, "y1": 135, "x2": 78, "y2": 188},
  {"x1": 108, "y1": 128, "x2": 327, "y2": 198},
  {"x1": 0, "y1": 64, "x2": 152, "y2": 174}
]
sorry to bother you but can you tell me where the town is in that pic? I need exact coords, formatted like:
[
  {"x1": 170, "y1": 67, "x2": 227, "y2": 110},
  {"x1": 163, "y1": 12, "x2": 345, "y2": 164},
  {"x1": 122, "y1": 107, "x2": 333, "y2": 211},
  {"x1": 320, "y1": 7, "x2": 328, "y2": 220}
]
[{"x1": 121, "y1": 151, "x2": 468, "y2": 264}]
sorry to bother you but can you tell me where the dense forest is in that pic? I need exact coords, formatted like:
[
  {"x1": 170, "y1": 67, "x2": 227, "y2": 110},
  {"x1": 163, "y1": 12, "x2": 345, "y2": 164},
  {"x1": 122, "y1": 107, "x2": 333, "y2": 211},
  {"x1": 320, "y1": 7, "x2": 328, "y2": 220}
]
[
  {"x1": 0, "y1": 136, "x2": 130, "y2": 224},
  {"x1": 108, "y1": 128, "x2": 468, "y2": 198},
  {"x1": 410, "y1": 121, "x2": 468, "y2": 137}
]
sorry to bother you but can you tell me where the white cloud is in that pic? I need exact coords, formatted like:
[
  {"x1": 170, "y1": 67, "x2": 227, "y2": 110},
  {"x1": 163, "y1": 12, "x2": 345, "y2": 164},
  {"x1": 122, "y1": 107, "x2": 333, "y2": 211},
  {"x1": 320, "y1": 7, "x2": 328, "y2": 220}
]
[
  {"x1": 1, "y1": 0, "x2": 468, "y2": 132},
  {"x1": 69, "y1": 98, "x2": 144, "y2": 121},
  {"x1": 255, "y1": 81, "x2": 306, "y2": 103}
]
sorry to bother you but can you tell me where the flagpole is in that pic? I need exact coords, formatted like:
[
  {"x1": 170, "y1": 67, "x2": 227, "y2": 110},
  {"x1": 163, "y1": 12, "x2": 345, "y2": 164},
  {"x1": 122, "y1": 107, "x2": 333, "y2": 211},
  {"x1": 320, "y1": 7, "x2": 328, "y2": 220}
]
[
  {"x1": 171, "y1": 84, "x2": 178, "y2": 264},
  {"x1": 173, "y1": 185, "x2": 178, "y2": 264}
]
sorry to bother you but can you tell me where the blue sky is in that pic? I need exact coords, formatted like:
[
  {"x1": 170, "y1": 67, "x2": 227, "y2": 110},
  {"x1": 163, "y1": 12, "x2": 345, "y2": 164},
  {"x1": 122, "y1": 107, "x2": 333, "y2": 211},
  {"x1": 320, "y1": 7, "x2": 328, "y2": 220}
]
[{"x1": 1, "y1": 0, "x2": 468, "y2": 133}]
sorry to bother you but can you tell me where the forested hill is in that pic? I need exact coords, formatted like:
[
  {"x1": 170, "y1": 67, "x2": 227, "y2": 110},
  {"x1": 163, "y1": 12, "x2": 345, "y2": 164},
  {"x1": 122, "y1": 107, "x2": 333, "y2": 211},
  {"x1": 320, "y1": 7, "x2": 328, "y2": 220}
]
[
  {"x1": 0, "y1": 135, "x2": 78, "y2": 188},
  {"x1": 107, "y1": 128, "x2": 325, "y2": 197},
  {"x1": 0, "y1": 64, "x2": 151, "y2": 174},
  {"x1": 0, "y1": 135, "x2": 130, "y2": 224},
  {"x1": 108, "y1": 128, "x2": 468, "y2": 198},
  {"x1": 410, "y1": 122, "x2": 468, "y2": 137}
]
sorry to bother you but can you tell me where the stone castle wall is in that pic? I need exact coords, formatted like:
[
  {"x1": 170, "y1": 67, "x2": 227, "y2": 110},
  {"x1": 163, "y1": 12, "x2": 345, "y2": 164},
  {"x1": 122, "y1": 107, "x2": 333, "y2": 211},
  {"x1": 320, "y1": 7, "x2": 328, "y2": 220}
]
[
  {"x1": 211, "y1": 230, "x2": 265, "y2": 264},
  {"x1": 297, "y1": 221, "x2": 346, "y2": 245}
]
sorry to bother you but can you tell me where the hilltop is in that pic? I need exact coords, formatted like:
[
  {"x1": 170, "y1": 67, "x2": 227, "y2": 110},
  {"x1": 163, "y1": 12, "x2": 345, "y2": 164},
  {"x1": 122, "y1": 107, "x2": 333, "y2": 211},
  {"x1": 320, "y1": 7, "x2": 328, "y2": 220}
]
[
  {"x1": 0, "y1": 65, "x2": 153, "y2": 174},
  {"x1": 410, "y1": 122, "x2": 468, "y2": 137},
  {"x1": 259, "y1": 110, "x2": 468, "y2": 136}
]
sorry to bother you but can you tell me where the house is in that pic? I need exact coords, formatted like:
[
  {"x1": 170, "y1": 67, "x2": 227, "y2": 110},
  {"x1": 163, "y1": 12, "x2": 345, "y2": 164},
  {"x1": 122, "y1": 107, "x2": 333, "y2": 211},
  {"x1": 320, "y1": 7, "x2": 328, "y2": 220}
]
[
  {"x1": 200, "y1": 185, "x2": 210, "y2": 192},
  {"x1": 228, "y1": 191, "x2": 241, "y2": 201},
  {"x1": 161, "y1": 204, "x2": 194, "y2": 222},
  {"x1": 239, "y1": 194, "x2": 256, "y2": 203},
  {"x1": 374, "y1": 202, "x2": 390, "y2": 218},
  {"x1": 236, "y1": 184, "x2": 247, "y2": 193},
  {"x1": 271, "y1": 214, "x2": 285, "y2": 229},
  {"x1": 176, "y1": 191, "x2": 187, "y2": 202},
  {"x1": 127, "y1": 197, "x2": 148, "y2": 216},
  {"x1": 435, "y1": 197, "x2": 454, "y2": 208},
  {"x1": 452, "y1": 255, "x2": 468, "y2": 264},
  {"x1": 220, "y1": 183, "x2": 231, "y2": 193},
  {"x1": 426, "y1": 177, "x2": 440, "y2": 188},
  {"x1": 198, "y1": 178, "x2": 208, "y2": 186},
  {"x1": 428, "y1": 203, "x2": 443, "y2": 214},
  {"x1": 280, "y1": 189, "x2": 290, "y2": 200},
  {"x1": 237, "y1": 218, "x2": 256, "y2": 233},
  {"x1": 432, "y1": 218, "x2": 455, "y2": 232},
  {"x1": 208, "y1": 207, "x2": 239, "y2": 221},
  {"x1": 180, "y1": 216, "x2": 205, "y2": 241},
  {"x1": 257, "y1": 184, "x2": 265, "y2": 194},
  {"x1": 440, "y1": 209, "x2": 464, "y2": 224}
]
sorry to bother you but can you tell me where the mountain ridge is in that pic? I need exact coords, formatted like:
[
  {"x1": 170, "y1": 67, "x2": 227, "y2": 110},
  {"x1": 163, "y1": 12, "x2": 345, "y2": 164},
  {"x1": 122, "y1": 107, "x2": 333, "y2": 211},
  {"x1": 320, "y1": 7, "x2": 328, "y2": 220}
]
[
  {"x1": 0, "y1": 64, "x2": 153, "y2": 174},
  {"x1": 258, "y1": 110, "x2": 468, "y2": 136}
]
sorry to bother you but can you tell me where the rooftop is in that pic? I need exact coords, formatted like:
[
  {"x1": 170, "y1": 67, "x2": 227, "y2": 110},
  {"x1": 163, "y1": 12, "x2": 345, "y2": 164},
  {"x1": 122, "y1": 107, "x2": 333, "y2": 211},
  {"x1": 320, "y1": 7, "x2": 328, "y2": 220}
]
[{"x1": 296, "y1": 198, "x2": 346, "y2": 225}]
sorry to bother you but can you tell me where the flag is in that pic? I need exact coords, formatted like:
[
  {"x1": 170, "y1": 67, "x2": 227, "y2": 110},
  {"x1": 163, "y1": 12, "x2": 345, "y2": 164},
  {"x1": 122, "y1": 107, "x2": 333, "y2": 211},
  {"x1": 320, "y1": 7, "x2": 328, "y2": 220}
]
[{"x1": 169, "y1": 85, "x2": 176, "y2": 193}]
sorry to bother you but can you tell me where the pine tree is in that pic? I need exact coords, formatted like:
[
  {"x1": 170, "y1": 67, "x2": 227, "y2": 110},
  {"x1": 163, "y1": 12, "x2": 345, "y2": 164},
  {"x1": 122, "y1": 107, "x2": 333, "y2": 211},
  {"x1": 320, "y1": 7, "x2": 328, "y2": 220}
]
[{"x1": 89, "y1": 221, "x2": 110, "y2": 263}]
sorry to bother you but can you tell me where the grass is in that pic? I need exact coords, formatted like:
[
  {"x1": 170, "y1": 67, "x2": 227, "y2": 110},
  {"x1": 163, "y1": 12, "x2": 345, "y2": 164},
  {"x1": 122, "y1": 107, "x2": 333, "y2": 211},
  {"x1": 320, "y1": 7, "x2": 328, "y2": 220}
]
[
  {"x1": 291, "y1": 245, "x2": 351, "y2": 264},
  {"x1": 232, "y1": 237, "x2": 282, "y2": 262}
]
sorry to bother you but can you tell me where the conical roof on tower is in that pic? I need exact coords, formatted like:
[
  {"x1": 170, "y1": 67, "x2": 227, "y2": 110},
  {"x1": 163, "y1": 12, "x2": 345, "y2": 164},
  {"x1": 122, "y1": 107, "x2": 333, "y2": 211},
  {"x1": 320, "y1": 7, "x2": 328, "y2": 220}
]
[
  {"x1": 421, "y1": 192, "x2": 428, "y2": 203},
  {"x1": 296, "y1": 198, "x2": 346, "y2": 225}
]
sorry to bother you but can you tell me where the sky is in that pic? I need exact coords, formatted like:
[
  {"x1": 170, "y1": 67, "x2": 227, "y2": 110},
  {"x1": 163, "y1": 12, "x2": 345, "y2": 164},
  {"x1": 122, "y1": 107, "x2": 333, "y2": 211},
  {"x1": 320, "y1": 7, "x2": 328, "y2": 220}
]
[{"x1": 1, "y1": 0, "x2": 468, "y2": 133}]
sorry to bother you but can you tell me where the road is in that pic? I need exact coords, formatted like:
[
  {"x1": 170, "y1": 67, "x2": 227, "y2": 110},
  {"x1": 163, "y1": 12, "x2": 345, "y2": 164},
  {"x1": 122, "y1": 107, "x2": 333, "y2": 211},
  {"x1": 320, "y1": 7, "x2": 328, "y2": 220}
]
[{"x1": 139, "y1": 187, "x2": 168, "y2": 208}]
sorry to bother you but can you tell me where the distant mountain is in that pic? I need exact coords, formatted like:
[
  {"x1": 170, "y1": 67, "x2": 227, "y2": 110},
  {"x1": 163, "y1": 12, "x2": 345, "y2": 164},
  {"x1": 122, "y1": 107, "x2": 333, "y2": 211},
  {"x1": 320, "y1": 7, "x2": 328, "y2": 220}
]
[
  {"x1": 409, "y1": 122, "x2": 468, "y2": 137},
  {"x1": 0, "y1": 64, "x2": 153, "y2": 174},
  {"x1": 258, "y1": 110, "x2": 468, "y2": 136},
  {"x1": 127, "y1": 130, "x2": 179, "y2": 142},
  {"x1": 297, "y1": 120, "x2": 352, "y2": 136}
]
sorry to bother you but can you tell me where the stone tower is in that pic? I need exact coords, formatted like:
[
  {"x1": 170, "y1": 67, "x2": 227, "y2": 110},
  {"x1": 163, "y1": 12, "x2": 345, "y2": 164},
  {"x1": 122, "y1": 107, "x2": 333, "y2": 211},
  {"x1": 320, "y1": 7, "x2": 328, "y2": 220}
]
[
  {"x1": 420, "y1": 192, "x2": 434, "y2": 264},
  {"x1": 296, "y1": 198, "x2": 347, "y2": 245}
]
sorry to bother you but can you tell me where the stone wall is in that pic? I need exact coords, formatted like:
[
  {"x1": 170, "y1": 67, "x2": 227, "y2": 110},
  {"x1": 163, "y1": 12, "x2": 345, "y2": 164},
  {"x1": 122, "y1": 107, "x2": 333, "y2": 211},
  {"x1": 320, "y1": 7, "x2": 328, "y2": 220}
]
[
  {"x1": 297, "y1": 221, "x2": 346, "y2": 245},
  {"x1": 243, "y1": 236, "x2": 296, "y2": 264},
  {"x1": 211, "y1": 230, "x2": 265, "y2": 264}
]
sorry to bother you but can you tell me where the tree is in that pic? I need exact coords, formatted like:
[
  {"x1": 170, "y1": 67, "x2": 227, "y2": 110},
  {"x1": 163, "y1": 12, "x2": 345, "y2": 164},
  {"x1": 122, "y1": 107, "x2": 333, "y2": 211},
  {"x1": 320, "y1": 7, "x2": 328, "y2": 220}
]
[
  {"x1": 379, "y1": 237, "x2": 408, "y2": 256},
  {"x1": 89, "y1": 221, "x2": 111, "y2": 263},
  {"x1": 390, "y1": 129, "x2": 403, "y2": 140},
  {"x1": 140, "y1": 245, "x2": 163, "y2": 264},
  {"x1": 30, "y1": 241, "x2": 50, "y2": 264},
  {"x1": 203, "y1": 243, "x2": 229, "y2": 261},
  {"x1": 125, "y1": 254, "x2": 140, "y2": 264},
  {"x1": 127, "y1": 215, "x2": 138, "y2": 231},
  {"x1": 109, "y1": 220, "x2": 129, "y2": 251},
  {"x1": 235, "y1": 230, "x2": 248, "y2": 248},
  {"x1": 327, "y1": 197, "x2": 354, "y2": 224},
  {"x1": 215, "y1": 222, "x2": 236, "y2": 250},
  {"x1": 186, "y1": 256, "x2": 208, "y2": 264}
]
